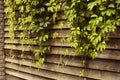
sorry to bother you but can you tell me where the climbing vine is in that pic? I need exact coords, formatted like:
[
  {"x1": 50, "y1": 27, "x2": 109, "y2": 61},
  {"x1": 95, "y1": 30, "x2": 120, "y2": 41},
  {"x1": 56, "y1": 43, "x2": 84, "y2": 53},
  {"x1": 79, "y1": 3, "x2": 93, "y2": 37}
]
[
  {"x1": 5, "y1": 0, "x2": 120, "y2": 79},
  {"x1": 65, "y1": 0, "x2": 120, "y2": 59},
  {"x1": 5, "y1": 0, "x2": 54, "y2": 65}
]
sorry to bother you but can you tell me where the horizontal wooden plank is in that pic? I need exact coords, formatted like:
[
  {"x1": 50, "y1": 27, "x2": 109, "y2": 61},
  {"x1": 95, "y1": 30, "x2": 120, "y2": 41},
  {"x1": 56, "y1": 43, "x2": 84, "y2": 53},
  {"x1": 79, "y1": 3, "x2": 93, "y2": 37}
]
[
  {"x1": 4, "y1": 31, "x2": 22, "y2": 38},
  {"x1": 4, "y1": 44, "x2": 36, "y2": 51},
  {"x1": 45, "y1": 55, "x2": 120, "y2": 73},
  {"x1": 53, "y1": 47, "x2": 120, "y2": 60},
  {"x1": 4, "y1": 45, "x2": 120, "y2": 60},
  {"x1": 106, "y1": 39, "x2": 120, "y2": 49},
  {"x1": 107, "y1": 28, "x2": 120, "y2": 38},
  {"x1": 4, "y1": 30, "x2": 70, "y2": 38},
  {"x1": 6, "y1": 69, "x2": 51, "y2": 80},
  {"x1": 4, "y1": 24, "x2": 120, "y2": 38},
  {"x1": 4, "y1": 47, "x2": 120, "y2": 61},
  {"x1": 5, "y1": 58, "x2": 100, "y2": 79},
  {"x1": 4, "y1": 22, "x2": 69, "y2": 31},
  {"x1": 4, "y1": 28, "x2": 120, "y2": 39},
  {"x1": 4, "y1": 38, "x2": 120, "y2": 49},
  {"x1": 5, "y1": 53, "x2": 120, "y2": 73},
  {"x1": 5, "y1": 61, "x2": 94, "y2": 79},
  {"x1": 6, "y1": 62, "x2": 85, "y2": 80},
  {"x1": 101, "y1": 71, "x2": 120, "y2": 80},
  {"x1": 4, "y1": 16, "x2": 66, "y2": 26},
  {"x1": 5, "y1": 58, "x2": 120, "y2": 80},
  {"x1": 46, "y1": 54, "x2": 120, "y2": 71},
  {"x1": 6, "y1": 75, "x2": 25, "y2": 80},
  {"x1": 98, "y1": 50, "x2": 120, "y2": 60},
  {"x1": 49, "y1": 47, "x2": 120, "y2": 60},
  {"x1": 4, "y1": 47, "x2": 74, "y2": 56},
  {"x1": 4, "y1": 39, "x2": 70, "y2": 47}
]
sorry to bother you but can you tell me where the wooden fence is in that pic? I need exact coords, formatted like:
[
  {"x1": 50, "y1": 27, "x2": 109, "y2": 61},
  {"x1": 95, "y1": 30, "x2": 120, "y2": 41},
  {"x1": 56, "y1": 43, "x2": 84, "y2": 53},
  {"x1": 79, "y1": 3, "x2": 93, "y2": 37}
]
[{"x1": 1, "y1": 0, "x2": 120, "y2": 80}]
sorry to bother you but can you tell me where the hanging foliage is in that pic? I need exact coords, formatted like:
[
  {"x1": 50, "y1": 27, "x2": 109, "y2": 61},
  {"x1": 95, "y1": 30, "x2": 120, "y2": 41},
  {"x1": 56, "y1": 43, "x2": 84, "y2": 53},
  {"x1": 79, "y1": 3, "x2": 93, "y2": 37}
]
[
  {"x1": 5, "y1": 0, "x2": 120, "y2": 77},
  {"x1": 64, "y1": 0, "x2": 120, "y2": 59}
]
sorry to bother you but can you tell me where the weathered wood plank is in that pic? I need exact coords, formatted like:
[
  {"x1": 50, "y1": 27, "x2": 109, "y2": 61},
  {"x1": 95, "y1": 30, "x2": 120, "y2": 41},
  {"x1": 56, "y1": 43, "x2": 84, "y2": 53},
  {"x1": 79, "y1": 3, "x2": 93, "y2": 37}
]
[
  {"x1": 4, "y1": 30, "x2": 70, "y2": 38},
  {"x1": 6, "y1": 75, "x2": 25, "y2": 80},
  {"x1": 4, "y1": 24, "x2": 120, "y2": 38},
  {"x1": 4, "y1": 22, "x2": 69, "y2": 31},
  {"x1": 4, "y1": 38, "x2": 120, "y2": 49},
  {"x1": 4, "y1": 32, "x2": 22, "y2": 38},
  {"x1": 4, "y1": 39, "x2": 70, "y2": 47},
  {"x1": 5, "y1": 58, "x2": 100, "y2": 79},
  {"x1": 101, "y1": 71, "x2": 120, "y2": 80},
  {"x1": 6, "y1": 69, "x2": 51, "y2": 80},
  {"x1": 98, "y1": 50, "x2": 120, "y2": 60},
  {"x1": 5, "y1": 56, "x2": 120, "y2": 73},
  {"x1": 5, "y1": 58, "x2": 120, "y2": 80},
  {"x1": 4, "y1": 44, "x2": 36, "y2": 51},
  {"x1": 106, "y1": 39, "x2": 120, "y2": 49},
  {"x1": 107, "y1": 28, "x2": 120, "y2": 38},
  {"x1": 4, "y1": 45, "x2": 120, "y2": 60},
  {"x1": 6, "y1": 63, "x2": 84, "y2": 80},
  {"x1": 46, "y1": 55, "x2": 120, "y2": 72},
  {"x1": 4, "y1": 28, "x2": 120, "y2": 38},
  {"x1": 49, "y1": 47, "x2": 120, "y2": 60}
]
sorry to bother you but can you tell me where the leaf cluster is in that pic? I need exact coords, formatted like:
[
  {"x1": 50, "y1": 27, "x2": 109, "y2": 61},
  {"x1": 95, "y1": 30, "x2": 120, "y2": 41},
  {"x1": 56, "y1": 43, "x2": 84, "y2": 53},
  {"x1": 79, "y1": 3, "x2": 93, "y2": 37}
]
[
  {"x1": 4, "y1": 0, "x2": 120, "y2": 66},
  {"x1": 65, "y1": 0, "x2": 120, "y2": 59}
]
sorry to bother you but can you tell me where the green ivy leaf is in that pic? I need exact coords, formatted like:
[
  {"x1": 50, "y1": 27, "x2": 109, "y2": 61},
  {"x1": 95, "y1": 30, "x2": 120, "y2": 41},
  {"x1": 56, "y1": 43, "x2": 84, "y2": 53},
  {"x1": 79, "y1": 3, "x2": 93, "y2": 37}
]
[
  {"x1": 90, "y1": 50, "x2": 98, "y2": 59},
  {"x1": 116, "y1": 0, "x2": 120, "y2": 3},
  {"x1": 91, "y1": 14, "x2": 98, "y2": 18},
  {"x1": 99, "y1": 5, "x2": 106, "y2": 10},
  {"x1": 88, "y1": 2, "x2": 97, "y2": 11},
  {"x1": 108, "y1": 4, "x2": 115, "y2": 8}
]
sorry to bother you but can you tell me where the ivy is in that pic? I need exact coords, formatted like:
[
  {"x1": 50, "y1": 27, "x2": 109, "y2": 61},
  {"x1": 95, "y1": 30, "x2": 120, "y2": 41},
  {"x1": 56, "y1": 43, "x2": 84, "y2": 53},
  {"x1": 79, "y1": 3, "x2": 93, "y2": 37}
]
[
  {"x1": 64, "y1": 0, "x2": 119, "y2": 59},
  {"x1": 5, "y1": 0, "x2": 120, "y2": 79},
  {"x1": 5, "y1": 0, "x2": 53, "y2": 65}
]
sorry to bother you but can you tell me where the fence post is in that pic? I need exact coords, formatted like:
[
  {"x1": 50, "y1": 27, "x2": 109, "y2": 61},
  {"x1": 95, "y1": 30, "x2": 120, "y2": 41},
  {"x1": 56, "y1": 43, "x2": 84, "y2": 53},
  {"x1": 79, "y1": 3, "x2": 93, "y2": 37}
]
[{"x1": 0, "y1": 0, "x2": 5, "y2": 80}]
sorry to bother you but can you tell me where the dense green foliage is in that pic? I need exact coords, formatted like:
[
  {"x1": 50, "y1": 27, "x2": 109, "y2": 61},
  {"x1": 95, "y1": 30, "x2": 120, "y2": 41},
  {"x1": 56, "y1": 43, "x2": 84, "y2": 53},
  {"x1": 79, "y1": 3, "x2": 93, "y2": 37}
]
[
  {"x1": 65, "y1": 0, "x2": 120, "y2": 59},
  {"x1": 5, "y1": 0, "x2": 120, "y2": 75}
]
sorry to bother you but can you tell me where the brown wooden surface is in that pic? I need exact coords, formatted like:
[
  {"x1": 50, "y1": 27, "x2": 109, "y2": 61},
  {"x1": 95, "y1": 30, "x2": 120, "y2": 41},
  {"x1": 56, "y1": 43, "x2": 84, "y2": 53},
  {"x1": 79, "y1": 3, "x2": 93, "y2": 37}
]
[
  {"x1": 6, "y1": 69, "x2": 51, "y2": 80},
  {"x1": 4, "y1": 38, "x2": 120, "y2": 50},
  {"x1": 4, "y1": 44, "x2": 120, "y2": 60},
  {"x1": 5, "y1": 54, "x2": 120, "y2": 72},
  {"x1": 6, "y1": 75, "x2": 25, "y2": 80},
  {"x1": 4, "y1": 13, "x2": 120, "y2": 80}
]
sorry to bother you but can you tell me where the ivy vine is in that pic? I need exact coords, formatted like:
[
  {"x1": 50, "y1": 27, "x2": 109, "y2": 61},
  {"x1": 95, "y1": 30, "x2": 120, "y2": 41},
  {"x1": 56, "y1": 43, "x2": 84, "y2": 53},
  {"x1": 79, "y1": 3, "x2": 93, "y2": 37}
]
[
  {"x1": 5, "y1": 0, "x2": 54, "y2": 65},
  {"x1": 65, "y1": 0, "x2": 120, "y2": 59},
  {"x1": 5, "y1": 0, "x2": 120, "y2": 79}
]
